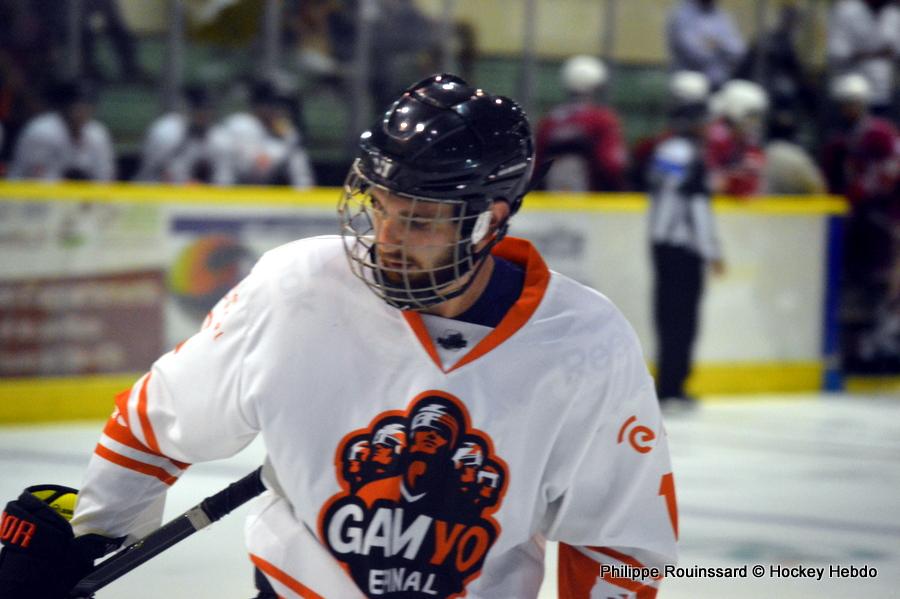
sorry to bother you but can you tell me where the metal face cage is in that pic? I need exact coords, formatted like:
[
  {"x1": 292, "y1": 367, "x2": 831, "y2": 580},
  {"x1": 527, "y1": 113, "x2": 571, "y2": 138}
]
[{"x1": 339, "y1": 160, "x2": 492, "y2": 310}]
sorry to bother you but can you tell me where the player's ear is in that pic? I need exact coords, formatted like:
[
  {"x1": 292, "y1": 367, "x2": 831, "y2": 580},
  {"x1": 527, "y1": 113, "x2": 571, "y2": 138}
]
[{"x1": 488, "y1": 200, "x2": 511, "y2": 233}]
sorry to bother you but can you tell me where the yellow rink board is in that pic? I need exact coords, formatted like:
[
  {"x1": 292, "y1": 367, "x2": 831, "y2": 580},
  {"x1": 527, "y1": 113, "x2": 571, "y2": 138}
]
[
  {"x1": 0, "y1": 362, "x2": 827, "y2": 424},
  {"x1": 0, "y1": 181, "x2": 849, "y2": 214}
]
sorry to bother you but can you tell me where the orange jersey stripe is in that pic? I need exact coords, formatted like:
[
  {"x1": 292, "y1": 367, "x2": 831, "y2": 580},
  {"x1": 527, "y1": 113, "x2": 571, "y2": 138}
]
[
  {"x1": 451, "y1": 237, "x2": 551, "y2": 371},
  {"x1": 113, "y1": 388, "x2": 132, "y2": 427},
  {"x1": 249, "y1": 554, "x2": 325, "y2": 599},
  {"x1": 559, "y1": 543, "x2": 659, "y2": 598},
  {"x1": 102, "y1": 417, "x2": 190, "y2": 470},
  {"x1": 93, "y1": 444, "x2": 178, "y2": 486},
  {"x1": 558, "y1": 543, "x2": 600, "y2": 598},
  {"x1": 136, "y1": 373, "x2": 162, "y2": 455},
  {"x1": 589, "y1": 546, "x2": 649, "y2": 570},
  {"x1": 402, "y1": 237, "x2": 551, "y2": 373}
]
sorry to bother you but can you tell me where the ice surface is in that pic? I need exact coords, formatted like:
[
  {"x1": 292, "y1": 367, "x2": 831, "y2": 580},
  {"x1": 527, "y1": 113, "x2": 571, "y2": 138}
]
[{"x1": 1, "y1": 393, "x2": 897, "y2": 598}]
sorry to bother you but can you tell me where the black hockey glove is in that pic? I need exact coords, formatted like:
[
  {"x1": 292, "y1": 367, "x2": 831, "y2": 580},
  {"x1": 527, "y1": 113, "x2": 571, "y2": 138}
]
[{"x1": 0, "y1": 485, "x2": 122, "y2": 599}]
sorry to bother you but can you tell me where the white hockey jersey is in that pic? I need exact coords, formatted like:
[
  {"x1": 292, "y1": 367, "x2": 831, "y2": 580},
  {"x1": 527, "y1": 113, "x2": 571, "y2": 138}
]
[
  {"x1": 134, "y1": 113, "x2": 216, "y2": 183},
  {"x1": 208, "y1": 113, "x2": 315, "y2": 189},
  {"x1": 8, "y1": 112, "x2": 115, "y2": 182},
  {"x1": 72, "y1": 236, "x2": 678, "y2": 598}
]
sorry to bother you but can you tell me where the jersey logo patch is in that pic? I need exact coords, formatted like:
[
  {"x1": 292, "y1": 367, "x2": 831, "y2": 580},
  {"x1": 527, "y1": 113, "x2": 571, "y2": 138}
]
[
  {"x1": 436, "y1": 330, "x2": 468, "y2": 351},
  {"x1": 319, "y1": 390, "x2": 508, "y2": 598}
]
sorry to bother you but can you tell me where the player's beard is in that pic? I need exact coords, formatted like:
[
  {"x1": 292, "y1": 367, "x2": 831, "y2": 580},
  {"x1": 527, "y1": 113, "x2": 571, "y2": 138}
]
[{"x1": 374, "y1": 241, "x2": 468, "y2": 296}]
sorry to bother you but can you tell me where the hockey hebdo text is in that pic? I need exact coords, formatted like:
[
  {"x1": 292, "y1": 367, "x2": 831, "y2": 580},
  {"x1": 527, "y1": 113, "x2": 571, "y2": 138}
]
[{"x1": 604, "y1": 563, "x2": 878, "y2": 582}]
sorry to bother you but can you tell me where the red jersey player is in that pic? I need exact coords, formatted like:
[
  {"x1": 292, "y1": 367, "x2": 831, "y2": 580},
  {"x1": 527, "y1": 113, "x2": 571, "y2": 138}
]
[{"x1": 535, "y1": 55, "x2": 628, "y2": 191}]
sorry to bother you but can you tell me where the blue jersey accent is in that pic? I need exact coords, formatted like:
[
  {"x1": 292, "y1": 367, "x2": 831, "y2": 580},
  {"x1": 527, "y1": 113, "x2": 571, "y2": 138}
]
[{"x1": 454, "y1": 257, "x2": 525, "y2": 327}]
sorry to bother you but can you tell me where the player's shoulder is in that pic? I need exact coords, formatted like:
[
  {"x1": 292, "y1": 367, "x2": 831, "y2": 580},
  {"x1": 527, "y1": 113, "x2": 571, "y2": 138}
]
[
  {"x1": 254, "y1": 235, "x2": 344, "y2": 274},
  {"x1": 21, "y1": 112, "x2": 64, "y2": 139},
  {"x1": 236, "y1": 236, "x2": 347, "y2": 310},
  {"x1": 82, "y1": 120, "x2": 112, "y2": 142},
  {"x1": 249, "y1": 236, "x2": 348, "y2": 290},
  {"x1": 222, "y1": 112, "x2": 265, "y2": 137},
  {"x1": 541, "y1": 270, "x2": 638, "y2": 340},
  {"x1": 539, "y1": 272, "x2": 652, "y2": 405},
  {"x1": 149, "y1": 113, "x2": 187, "y2": 136}
]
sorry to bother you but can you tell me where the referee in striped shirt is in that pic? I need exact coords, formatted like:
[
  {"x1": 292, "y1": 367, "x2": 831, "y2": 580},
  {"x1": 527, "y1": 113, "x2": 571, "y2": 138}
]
[{"x1": 647, "y1": 81, "x2": 725, "y2": 407}]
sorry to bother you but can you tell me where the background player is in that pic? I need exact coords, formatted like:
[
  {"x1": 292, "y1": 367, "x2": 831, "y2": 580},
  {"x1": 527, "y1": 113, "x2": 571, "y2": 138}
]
[{"x1": 534, "y1": 55, "x2": 628, "y2": 192}]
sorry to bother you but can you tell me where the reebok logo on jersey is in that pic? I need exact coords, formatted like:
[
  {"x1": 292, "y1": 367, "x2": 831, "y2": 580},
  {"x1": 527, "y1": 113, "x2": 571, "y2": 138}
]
[
  {"x1": 319, "y1": 390, "x2": 508, "y2": 598},
  {"x1": 617, "y1": 415, "x2": 657, "y2": 454}
]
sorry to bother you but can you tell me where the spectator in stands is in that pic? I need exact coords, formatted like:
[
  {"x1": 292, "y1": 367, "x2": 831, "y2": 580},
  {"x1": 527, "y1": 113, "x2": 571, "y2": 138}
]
[
  {"x1": 632, "y1": 70, "x2": 711, "y2": 191},
  {"x1": 8, "y1": 80, "x2": 115, "y2": 181},
  {"x1": 822, "y1": 73, "x2": 900, "y2": 371},
  {"x1": 743, "y1": 12, "x2": 827, "y2": 198},
  {"x1": 734, "y1": 4, "x2": 817, "y2": 145},
  {"x1": 0, "y1": 0, "x2": 56, "y2": 166},
  {"x1": 42, "y1": 0, "x2": 147, "y2": 83},
  {"x1": 535, "y1": 55, "x2": 628, "y2": 192},
  {"x1": 209, "y1": 80, "x2": 315, "y2": 188},
  {"x1": 135, "y1": 85, "x2": 217, "y2": 183},
  {"x1": 370, "y1": 0, "x2": 439, "y2": 112},
  {"x1": 666, "y1": 0, "x2": 746, "y2": 91},
  {"x1": 647, "y1": 82, "x2": 724, "y2": 409},
  {"x1": 284, "y1": 0, "x2": 343, "y2": 78},
  {"x1": 828, "y1": 0, "x2": 900, "y2": 119},
  {"x1": 706, "y1": 79, "x2": 768, "y2": 197},
  {"x1": 822, "y1": 74, "x2": 899, "y2": 202}
]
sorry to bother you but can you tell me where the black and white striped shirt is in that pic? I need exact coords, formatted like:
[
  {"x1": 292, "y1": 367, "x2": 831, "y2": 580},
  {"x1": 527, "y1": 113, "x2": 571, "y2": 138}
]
[{"x1": 648, "y1": 136, "x2": 721, "y2": 261}]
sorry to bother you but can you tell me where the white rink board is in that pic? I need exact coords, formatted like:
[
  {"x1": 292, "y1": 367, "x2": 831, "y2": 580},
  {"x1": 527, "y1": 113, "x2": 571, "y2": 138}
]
[
  {"x1": 0, "y1": 199, "x2": 832, "y2": 369},
  {"x1": 511, "y1": 209, "x2": 827, "y2": 363}
]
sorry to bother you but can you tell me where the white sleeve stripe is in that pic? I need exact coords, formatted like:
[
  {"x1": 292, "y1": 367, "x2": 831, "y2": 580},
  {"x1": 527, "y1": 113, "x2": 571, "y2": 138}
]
[
  {"x1": 98, "y1": 433, "x2": 184, "y2": 479},
  {"x1": 125, "y1": 372, "x2": 151, "y2": 449}
]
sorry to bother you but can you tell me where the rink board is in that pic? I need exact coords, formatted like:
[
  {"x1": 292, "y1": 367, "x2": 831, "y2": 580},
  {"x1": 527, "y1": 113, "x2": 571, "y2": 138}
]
[{"x1": 0, "y1": 182, "x2": 846, "y2": 422}]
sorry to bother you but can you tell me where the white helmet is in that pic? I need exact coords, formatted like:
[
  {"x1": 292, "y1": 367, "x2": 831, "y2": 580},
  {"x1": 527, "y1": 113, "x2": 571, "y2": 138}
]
[
  {"x1": 669, "y1": 71, "x2": 710, "y2": 104},
  {"x1": 561, "y1": 55, "x2": 608, "y2": 94},
  {"x1": 831, "y1": 73, "x2": 871, "y2": 104},
  {"x1": 711, "y1": 79, "x2": 769, "y2": 122}
]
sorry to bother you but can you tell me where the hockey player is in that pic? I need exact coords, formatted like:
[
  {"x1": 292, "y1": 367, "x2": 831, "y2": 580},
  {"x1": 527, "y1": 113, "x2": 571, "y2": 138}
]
[
  {"x1": 0, "y1": 75, "x2": 677, "y2": 598},
  {"x1": 134, "y1": 85, "x2": 217, "y2": 183},
  {"x1": 821, "y1": 73, "x2": 900, "y2": 372},
  {"x1": 705, "y1": 79, "x2": 768, "y2": 197},
  {"x1": 208, "y1": 80, "x2": 315, "y2": 189},
  {"x1": 535, "y1": 55, "x2": 628, "y2": 191},
  {"x1": 8, "y1": 80, "x2": 115, "y2": 182}
]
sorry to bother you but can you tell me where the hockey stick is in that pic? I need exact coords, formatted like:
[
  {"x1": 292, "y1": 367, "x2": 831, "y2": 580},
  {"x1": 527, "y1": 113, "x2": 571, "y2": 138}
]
[{"x1": 69, "y1": 466, "x2": 266, "y2": 598}]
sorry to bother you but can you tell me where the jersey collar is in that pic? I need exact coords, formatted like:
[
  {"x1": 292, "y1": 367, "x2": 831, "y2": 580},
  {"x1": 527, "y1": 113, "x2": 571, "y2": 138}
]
[{"x1": 402, "y1": 237, "x2": 551, "y2": 373}]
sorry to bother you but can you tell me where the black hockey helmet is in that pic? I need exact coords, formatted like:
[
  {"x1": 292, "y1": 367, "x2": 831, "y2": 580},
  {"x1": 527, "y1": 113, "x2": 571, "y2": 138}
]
[
  {"x1": 358, "y1": 73, "x2": 534, "y2": 221},
  {"x1": 339, "y1": 74, "x2": 536, "y2": 310}
]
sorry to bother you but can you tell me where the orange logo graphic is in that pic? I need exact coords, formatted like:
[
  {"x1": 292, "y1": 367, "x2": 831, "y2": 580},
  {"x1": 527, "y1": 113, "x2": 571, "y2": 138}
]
[
  {"x1": 617, "y1": 415, "x2": 656, "y2": 454},
  {"x1": 318, "y1": 390, "x2": 508, "y2": 598}
]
